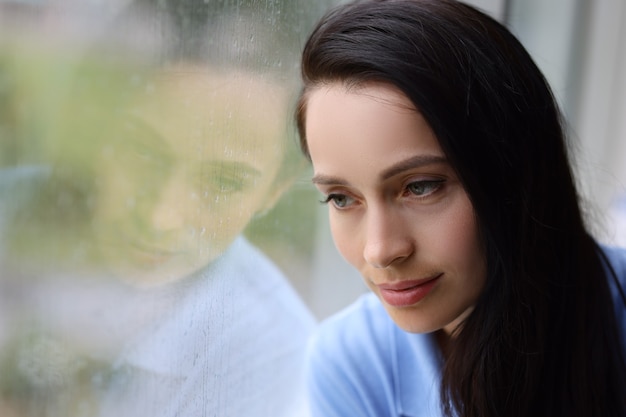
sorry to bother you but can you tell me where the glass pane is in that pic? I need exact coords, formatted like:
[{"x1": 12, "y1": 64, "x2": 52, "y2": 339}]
[{"x1": 0, "y1": 1, "x2": 333, "y2": 416}]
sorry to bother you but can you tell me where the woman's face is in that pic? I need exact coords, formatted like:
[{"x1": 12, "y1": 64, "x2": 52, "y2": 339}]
[
  {"x1": 90, "y1": 67, "x2": 289, "y2": 286},
  {"x1": 305, "y1": 82, "x2": 486, "y2": 334}
]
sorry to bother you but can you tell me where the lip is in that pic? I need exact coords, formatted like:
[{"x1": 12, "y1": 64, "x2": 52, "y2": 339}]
[
  {"x1": 120, "y1": 238, "x2": 185, "y2": 267},
  {"x1": 377, "y1": 274, "x2": 442, "y2": 307},
  {"x1": 131, "y1": 240, "x2": 181, "y2": 254}
]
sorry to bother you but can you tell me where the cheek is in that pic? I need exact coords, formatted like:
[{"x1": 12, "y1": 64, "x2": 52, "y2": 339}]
[
  {"x1": 93, "y1": 178, "x2": 133, "y2": 220},
  {"x1": 443, "y1": 195, "x2": 486, "y2": 293},
  {"x1": 448, "y1": 198, "x2": 482, "y2": 258},
  {"x1": 201, "y1": 188, "x2": 271, "y2": 238},
  {"x1": 328, "y1": 212, "x2": 361, "y2": 266}
]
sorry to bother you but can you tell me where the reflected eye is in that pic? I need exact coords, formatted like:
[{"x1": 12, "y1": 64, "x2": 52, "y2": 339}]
[
  {"x1": 407, "y1": 180, "x2": 444, "y2": 197},
  {"x1": 112, "y1": 119, "x2": 173, "y2": 174},
  {"x1": 321, "y1": 193, "x2": 355, "y2": 209},
  {"x1": 197, "y1": 162, "x2": 260, "y2": 199},
  {"x1": 211, "y1": 171, "x2": 246, "y2": 195}
]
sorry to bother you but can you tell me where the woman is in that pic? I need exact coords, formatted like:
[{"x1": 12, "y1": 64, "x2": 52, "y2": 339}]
[{"x1": 295, "y1": 1, "x2": 626, "y2": 416}]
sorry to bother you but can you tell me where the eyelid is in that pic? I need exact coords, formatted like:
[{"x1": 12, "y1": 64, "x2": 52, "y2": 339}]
[
  {"x1": 319, "y1": 191, "x2": 357, "y2": 209},
  {"x1": 315, "y1": 184, "x2": 349, "y2": 200},
  {"x1": 406, "y1": 177, "x2": 445, "y2": 186},
  {"x1": 319, "y1": 194, "x2": 336, "y2": 204},
  {"x1": 404, "y1": 177, "x2": 446, "y2": 198}
]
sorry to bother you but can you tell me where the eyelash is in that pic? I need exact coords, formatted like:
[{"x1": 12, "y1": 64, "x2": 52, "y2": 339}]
[
  {"x1": 405, "y1": 179, "x2": 445, "y2": 198},
  {"x1": 320, "y1": 179, "x2": 445, "y2": 209},
  {"x1": 320, "y1": 193, "x2": 353, "y2": 208}
]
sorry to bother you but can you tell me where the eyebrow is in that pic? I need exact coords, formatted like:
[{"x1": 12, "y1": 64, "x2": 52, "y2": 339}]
[
  {"x1": 379, "y1": 154, "x2": 447, "y2": 180},
  {"x1": 205, "y1": 160, "x2": 262, "y2": 180},
  {"x1": 120, "y1": 113, "x2": 268, "y2": 184},
  {"x1": 121, "y1": 111, "x2": 173, "y2": 154},
  {"x1": 311, "y1": 154, "x2": 447, "y2": 186},
  {"x1": 311, "y1": 174, "x2": 348, "y2": 186}
]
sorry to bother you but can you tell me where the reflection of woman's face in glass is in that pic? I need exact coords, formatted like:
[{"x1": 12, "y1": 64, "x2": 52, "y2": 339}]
[{"x1": 91, "y1": 67, "x2": 289, "y2": 286}]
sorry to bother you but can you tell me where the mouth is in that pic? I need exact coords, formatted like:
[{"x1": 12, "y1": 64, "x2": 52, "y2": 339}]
[
  {"x1": 96, "y1": 225, "x2": 181, "y2": 256},
  {"x1": 376, "y1": 274, "x2": 442, "y2": 307},
  {"x1": 96, "y1": 231, "x2": 186, "y2": 268},
  {"x1": 127, "y1": 240, "x2": 184, "y2": 263}
]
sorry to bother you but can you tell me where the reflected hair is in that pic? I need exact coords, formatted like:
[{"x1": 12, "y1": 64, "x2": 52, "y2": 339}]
[
  {"x1": 119, "y1": 0, "x2": 331, "y2": 181},
  {"x1": 295, "y1": 1, "x2": 626, "y2": 416}
]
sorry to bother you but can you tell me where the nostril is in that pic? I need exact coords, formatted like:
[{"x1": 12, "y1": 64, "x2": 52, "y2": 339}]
[{"x1": 364, "y1": 240, "x2": 413, "y2": 269}]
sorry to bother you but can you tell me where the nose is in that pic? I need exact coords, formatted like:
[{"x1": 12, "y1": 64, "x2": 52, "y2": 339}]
[
  {"x1": 149, "y1": 173, "x2": 187, "y2": 232},
  {"x1": 362, "y1": 206, "x2": 414, "y2": 268}
]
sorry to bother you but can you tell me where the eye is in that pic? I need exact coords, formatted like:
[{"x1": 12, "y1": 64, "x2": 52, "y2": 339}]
[
  {"x1": 321, "y1": 193, "x2": 355, "y2": 209},
  {"x1": 206, "y1": 171, "x2": 246, "y2": 195},
  {"x1": 406, "y1": 180, "x2": 444, "y2": 197},
  {"x1": 198, "y1": 164, "x2": 257, "y2": 198}
]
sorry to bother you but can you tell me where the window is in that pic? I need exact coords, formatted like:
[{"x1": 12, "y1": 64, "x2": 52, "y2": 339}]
[{"x1": 0, "y1": 1, "x2": 334, "y2": 416}]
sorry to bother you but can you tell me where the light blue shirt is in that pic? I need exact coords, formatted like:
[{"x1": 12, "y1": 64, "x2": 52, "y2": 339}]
[
  {"x1": 306, "y1": 245, "x2": 626, "y2": 417},
  {"x1": 103, "y1": 236, "x2": 316, "y2": 417}
]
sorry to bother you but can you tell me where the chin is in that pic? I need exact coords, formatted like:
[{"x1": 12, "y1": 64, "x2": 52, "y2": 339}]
[
  {"x1": 103, "y1": 257, "x2": 209, "y2": 288},
  {"x1": 383, "y1": 305, "x2": 442, "y2": 334}
]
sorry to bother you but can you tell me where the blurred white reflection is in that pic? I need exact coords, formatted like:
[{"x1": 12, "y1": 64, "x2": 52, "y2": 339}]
[{"x1": 0, "y1": 1, "x2": 327, "y2": 416}]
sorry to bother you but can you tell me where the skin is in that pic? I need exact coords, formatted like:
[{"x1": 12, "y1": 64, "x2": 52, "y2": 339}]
[
  {"x1": 305, "y1": 82, "x2": 487, "y2": 336},
  {"x1": 90, "y1": 66, "x2": 289, "y2": 286}
]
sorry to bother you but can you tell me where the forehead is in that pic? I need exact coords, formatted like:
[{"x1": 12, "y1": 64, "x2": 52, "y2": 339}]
[
  {"x1": 305, "y1": 82, "x2": 444, "y2": 171},
  {"x1": 306, "y1": 81, "x2": 421, "y2": 135},
  {"x1": 127, "y1": 66, "x2": 289, "y2": 169}
]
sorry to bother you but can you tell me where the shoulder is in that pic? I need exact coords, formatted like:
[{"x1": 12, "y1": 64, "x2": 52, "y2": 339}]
[
  {"x1": 598, "y1": 244, "x2": 626, "y2": 299},
  {"x1": 314, "y1": 292, "x2": 392, "y2": 346},
  {"x1": 127, "y1": 236, "x2": 315, "y2": 371},
  {"x1": 306, "y1": 293, "x2": 443, "y2": 417},
  {"x1": 124, "y1": 238, "x2": 316, "y2": 416},
  {"x1": 306, "y1": 293, "x2": 397, "y2": 416},
  {"x1": 215, "y1": 236, "x2": 286, "y2": 280},
  {"x1": 598, "y1": 244, "x2": 626, "y2": 340},
  {"x1": 207, "y1": 236, "x2": 315, "y2": 323},
  {"x1": 199, "y1": 236, "x2": 316, "y2": 345},
  {"x1": 600, "y1": 244, "x2": 626, "y2": 280},
  {"x1": 311, "y1": 292, "x2": 396, "y2": 364}
]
